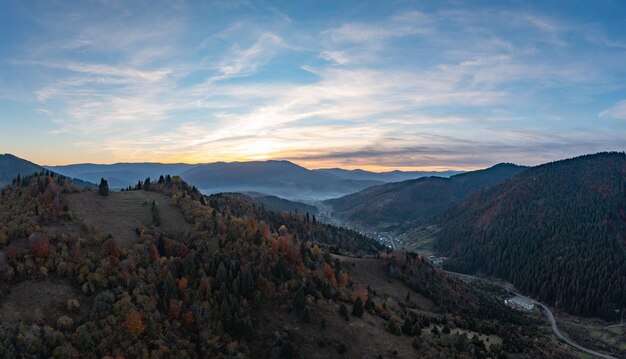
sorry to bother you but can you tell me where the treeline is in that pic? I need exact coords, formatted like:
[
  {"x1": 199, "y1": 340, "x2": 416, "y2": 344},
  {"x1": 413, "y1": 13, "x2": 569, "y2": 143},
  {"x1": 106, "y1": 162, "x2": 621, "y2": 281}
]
[
  {"x1": 435, "y1": 152, "x2": 626, "y2": 320},
  {"x1": 205, "y1": 193, "x2": 384, "y2": 255}
]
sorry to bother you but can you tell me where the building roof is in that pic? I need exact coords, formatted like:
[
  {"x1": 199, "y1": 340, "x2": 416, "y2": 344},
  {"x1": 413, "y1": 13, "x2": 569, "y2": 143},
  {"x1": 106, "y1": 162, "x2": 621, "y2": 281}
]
[{"x1": 509, "y1": 296, "x2": 534, "y2": 307}]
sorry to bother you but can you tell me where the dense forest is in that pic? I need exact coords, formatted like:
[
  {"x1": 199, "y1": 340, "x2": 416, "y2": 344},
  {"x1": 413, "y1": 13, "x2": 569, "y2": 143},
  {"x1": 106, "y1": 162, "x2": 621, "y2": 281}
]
[
  {"x1": 435, "y1": 152, "x2": 626, "y2": 320},
  {"x1": 0, "y1": 172, "x2": 572, "y2": 357},
  {"x1": 325, "y1": 163, "x2": 526, "y2": 233}
]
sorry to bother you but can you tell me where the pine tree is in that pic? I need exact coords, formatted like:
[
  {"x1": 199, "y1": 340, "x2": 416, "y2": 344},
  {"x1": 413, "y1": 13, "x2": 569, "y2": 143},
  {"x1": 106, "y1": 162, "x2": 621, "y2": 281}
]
[
  {"x1": 402, "y1": 318, "x2": 413, "y2": 335},
  {"x1": 352, "y1": 297, "x2": 364, "y2": 317},
  {"x1": 98, "y1": 178, "x2": 109, "y2": 196},
  {"x1": 151, "y1": 200, "x2": 160, "y2": 225},
  {"x1": 338, "y1": 304, "x2": 349, "y2": 321},
  {"x1": 294, "y1": 288, "x2": 306, "y2": 312},
  {"x1": 303, "y1": 306, "x2": 311, "y2": 323}
]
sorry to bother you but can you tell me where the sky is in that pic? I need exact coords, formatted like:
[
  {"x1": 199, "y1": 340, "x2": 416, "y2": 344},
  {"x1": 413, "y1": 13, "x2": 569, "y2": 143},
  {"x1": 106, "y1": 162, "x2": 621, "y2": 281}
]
[{"x1": 0, "y1": 0, "x2": 625, "y2": 171}]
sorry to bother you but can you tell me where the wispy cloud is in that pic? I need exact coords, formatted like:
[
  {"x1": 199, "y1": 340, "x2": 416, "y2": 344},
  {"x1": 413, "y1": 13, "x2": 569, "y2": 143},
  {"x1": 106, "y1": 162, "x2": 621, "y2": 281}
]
[
  {"x1": 1, "y1": 1, "x2": 625, "y2": 169},
  {"x1": 599, "y1": 100, "x2": 626, "y2": 120},
  {"x1": 324, "y1": 11, "x2": 430, "y2": 43},
  {"x1": 217, "y1": 33, "x2": 285, "y2": 77}
]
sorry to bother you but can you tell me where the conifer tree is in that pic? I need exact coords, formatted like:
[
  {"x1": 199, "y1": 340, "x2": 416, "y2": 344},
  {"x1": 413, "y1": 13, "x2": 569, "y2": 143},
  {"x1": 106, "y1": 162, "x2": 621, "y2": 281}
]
[
  {"x1": 98, "y1": 178, "x2": 109, "y2": 196},
  {"x1": 352, "y1": 297, "x2": 364, "y2": 317}
]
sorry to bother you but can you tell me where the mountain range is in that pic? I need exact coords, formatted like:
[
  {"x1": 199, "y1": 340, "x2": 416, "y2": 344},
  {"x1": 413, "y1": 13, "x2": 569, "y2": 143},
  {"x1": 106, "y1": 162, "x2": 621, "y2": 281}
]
[
  {"x1": 325, "y1": 163, "x2": 527, "y2": 233},
  {"x1": 324, "y1": 151, "x2": 626, "y2": 321},
  {"x1": 46, "y1": 160, "x2": 458, "y2": 200},
  {"x1": 1, "y1": 151, "x2": 624, "y2": 356},
  {"x1": 316, "y1": 168, "x2": 461, "y2": 183}
]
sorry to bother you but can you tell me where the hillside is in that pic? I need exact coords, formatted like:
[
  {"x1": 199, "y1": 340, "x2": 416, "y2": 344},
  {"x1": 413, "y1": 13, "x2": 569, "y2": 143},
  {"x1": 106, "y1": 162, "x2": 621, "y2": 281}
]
[
  {"x1": 325, "y1": 163, "x2": 526, "y2": 233},
  {"x1": 435, "y1": 152, "x2": 626, "y2": 320},
  {"x1": 241, "y1": 192, "x2": 319, "y2": 215},
  {"x1": 1, "y1": 154, "x2": 95, "y2": 189},
  {"x1": 0, "y1": 172, "x2": 573, "y2": 358},
  {"x1": 0, "y1": 154, "x2": 46, "y2": 187}
]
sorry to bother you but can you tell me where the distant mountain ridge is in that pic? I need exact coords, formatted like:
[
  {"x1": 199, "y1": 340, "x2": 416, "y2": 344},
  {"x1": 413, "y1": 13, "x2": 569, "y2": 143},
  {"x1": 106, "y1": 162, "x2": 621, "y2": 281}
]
[
  {"x1": 325, "y1": 163, "x2": 527, "y2": 232},
  {"x1": 434, "y1": 152, "x2": 626, "y2": 320},
  {"x1": 47, "y1": 160, "x2": 458, "y2": 200},
  {"x1": 0, "y1": 154, "x2": 95, "y2": 188},
  {"x1": 45, "y1": 162, "x2": 195, "y2": 189},
  {"x1": 315, "y1": 168, "x2": 461, "y2": 182}
]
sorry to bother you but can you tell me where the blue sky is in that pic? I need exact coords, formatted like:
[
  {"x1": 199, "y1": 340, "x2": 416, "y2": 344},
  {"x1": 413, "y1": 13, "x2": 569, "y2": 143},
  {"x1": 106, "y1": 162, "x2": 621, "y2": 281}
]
[{"x1": 0, "y1": 0, "x2": 625, "y2": 170}]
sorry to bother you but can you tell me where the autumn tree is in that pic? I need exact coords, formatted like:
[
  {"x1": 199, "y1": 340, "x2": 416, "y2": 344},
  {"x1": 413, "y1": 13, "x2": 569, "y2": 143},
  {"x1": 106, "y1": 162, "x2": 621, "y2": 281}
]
[
  {"x1": 29, "y1": 233, "x2": 50, "y2": 258},
  {"x1": 125, "y1": 311, "x2": 146, "y2": 335}
]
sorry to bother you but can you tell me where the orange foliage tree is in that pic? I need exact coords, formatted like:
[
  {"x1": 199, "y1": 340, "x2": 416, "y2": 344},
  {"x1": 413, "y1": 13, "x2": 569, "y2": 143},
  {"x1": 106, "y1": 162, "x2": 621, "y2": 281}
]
[
  {"x1": 148, "y1": 244, "x2": 159, "y2": 262},
  {"x1": 125, "y1": 311, "x2": 146, "y2": 335},
  {"x1": 320, "y1": 263, "x2": 337, "y2": 287},
  {"x1": 338, "y1": 272, "x2": 349, "y2": 288},
  {"x1": 29, "y1": 233, "x2": 50, "y2": 258},
  {"x1": 351, "y1": 284, "x2": 368, "y2": 303}
]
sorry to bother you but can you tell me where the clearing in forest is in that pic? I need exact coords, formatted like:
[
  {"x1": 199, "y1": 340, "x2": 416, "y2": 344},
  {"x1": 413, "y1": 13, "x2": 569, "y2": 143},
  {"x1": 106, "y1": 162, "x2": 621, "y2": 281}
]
[
  {"x1": 64, "y1": 190, "x2": 192, "y2": 246},
  {"x1": 0, "y1": 280, "x2": 77, "y2": 324},
  {"x1": 333, "y1": 255, "x2": 437, "y2": 312}
]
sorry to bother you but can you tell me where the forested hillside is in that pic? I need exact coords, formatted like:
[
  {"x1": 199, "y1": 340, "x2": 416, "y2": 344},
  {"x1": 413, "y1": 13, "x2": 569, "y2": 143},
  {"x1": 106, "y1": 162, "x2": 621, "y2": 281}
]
[
  {"x1": 0, "y1": 172, "x2": 571, "y2": 357},
  {"x1": 325, "y1": 163, "x2": 526, "y2": 232},
  {"x1": 230, "y1": 192, "x2": 320, "y2": 216},
  {"x1": 435, "y1": 152, "x2": 626, "y2": 320},
  {"x1": 0, "y1": 154, "x2": 46, "y2": 187}
]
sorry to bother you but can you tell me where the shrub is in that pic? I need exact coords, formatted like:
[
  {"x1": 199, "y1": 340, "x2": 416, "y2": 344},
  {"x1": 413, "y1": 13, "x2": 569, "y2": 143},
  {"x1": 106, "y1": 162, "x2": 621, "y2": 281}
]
[
  {"x1": 56, "y1": 315, "x2": 74, "y2": 330},
  {"x1": 66, "y1": 298, "x2": 81, "y2": 313}
]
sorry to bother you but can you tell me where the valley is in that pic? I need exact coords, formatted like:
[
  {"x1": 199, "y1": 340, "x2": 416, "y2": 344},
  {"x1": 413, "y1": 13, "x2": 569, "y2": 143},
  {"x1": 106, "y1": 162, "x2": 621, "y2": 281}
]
[
  {"x1": 2, "y1": 1, "x2": 625, "y2": 357},
  {"x1": 0, "y1": 152, "x2": 624, "y2": 358}
]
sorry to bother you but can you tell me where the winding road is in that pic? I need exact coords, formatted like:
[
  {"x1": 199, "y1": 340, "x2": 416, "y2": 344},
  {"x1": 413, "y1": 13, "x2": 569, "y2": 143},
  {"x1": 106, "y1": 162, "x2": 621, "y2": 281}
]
[{"x1": 444, "y1": 270, "x2": 618, "y2": 359}]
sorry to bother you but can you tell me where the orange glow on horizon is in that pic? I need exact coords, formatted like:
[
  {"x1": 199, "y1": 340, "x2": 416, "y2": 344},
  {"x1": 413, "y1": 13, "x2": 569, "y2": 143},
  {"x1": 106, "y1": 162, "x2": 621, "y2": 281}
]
[{"x1": 33, "y1": 151, "x2": 474, "y2": 172}]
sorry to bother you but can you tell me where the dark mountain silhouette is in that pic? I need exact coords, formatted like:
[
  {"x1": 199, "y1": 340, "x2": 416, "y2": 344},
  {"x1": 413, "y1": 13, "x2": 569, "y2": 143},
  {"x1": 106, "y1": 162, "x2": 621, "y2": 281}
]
[
  {"x1": 434, "y1": 152, "x2": 626, "y2": 320},
  {"x1": 1, "y1": 154, "x2": 94, "y2": 188},
  {"x1": 325, "y1": 163, "x2": 526, "y2": 232},
  {"x1": 0, "y1": 154, "x2": 46, "y2": 187}
]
